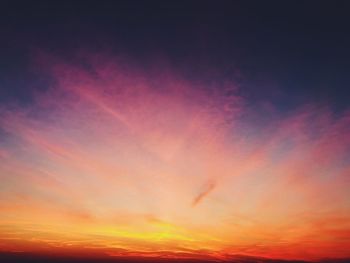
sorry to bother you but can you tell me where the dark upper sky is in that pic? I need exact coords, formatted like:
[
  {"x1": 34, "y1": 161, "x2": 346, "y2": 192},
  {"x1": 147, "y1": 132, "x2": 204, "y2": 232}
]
[{"x1": 0, "y1": 0, "x2": 349, "y2": 112}]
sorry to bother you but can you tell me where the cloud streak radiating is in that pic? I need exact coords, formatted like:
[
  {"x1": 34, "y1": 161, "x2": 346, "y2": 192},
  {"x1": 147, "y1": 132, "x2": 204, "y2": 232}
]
[{"x1": 0, "y1": 54, "x2": 349, "y2": 261}]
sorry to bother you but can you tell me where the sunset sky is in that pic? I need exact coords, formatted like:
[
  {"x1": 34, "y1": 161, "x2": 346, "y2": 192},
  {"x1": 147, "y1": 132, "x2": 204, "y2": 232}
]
[{"x1": 0, "y1": 1, "x2": 349, "y2": 262}]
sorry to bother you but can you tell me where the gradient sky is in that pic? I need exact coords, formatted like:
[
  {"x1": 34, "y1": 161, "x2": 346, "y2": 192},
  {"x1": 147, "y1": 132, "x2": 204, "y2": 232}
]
[{"x1": 0, "y1": 1, "x2": 350, "y2": 262}]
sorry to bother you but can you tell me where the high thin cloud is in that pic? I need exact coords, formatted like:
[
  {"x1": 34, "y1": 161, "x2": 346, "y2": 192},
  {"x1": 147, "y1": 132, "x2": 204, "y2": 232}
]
[
  {"x1": 192, "y1": 180, "x2": 216, "y2": 207},
  {"x1": 0, "y1": 54, "x2": 349, "y2": 261}
]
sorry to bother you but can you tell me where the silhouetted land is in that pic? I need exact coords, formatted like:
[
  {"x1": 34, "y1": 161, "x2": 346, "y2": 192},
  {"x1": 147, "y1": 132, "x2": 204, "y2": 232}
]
[{"x1": 0, "y1": 252, "x2": 349, "y2": 263}]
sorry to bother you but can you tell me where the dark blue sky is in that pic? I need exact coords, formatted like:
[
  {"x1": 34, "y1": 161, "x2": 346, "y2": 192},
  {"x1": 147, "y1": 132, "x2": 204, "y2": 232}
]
[{"x1": 0, "y1": 0, "x2": 349, "y2": 112}]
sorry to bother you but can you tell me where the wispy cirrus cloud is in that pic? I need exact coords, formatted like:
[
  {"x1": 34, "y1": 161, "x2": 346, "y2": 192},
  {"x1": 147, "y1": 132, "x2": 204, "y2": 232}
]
[{"x1": 0, "y1": 53, "x2": 349, "y2": 261}]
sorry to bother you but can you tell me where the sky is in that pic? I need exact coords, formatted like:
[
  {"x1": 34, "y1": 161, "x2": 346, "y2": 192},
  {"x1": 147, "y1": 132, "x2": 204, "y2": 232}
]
[{"x1": 0, "y1": 1, "x2": 349, "y2": 262}]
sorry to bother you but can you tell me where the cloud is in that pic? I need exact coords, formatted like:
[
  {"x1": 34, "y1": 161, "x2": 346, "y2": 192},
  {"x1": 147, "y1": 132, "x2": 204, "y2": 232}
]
[
  {"x1": 0, "y1": 53, "x2": 349, "y2": 261},
  {"x1": 192, "y1": 180, "x2": 217, "y2": 207}
]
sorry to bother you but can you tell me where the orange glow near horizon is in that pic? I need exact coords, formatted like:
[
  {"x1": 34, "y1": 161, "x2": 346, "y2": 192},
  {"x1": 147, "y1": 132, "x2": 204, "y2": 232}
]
[{"x1": 0, "y1": 55, "x2": 349, "y2": 261}]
